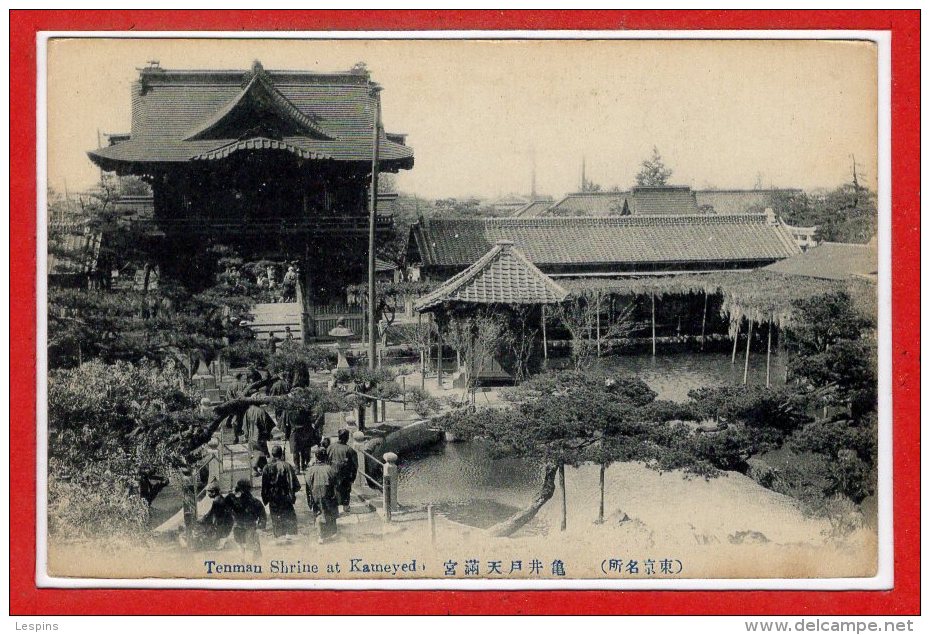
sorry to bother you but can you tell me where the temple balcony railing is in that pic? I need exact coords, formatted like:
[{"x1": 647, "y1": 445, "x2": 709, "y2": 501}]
[{"x1": 134, "y1": 214, "x2": 395, "y2": 236}]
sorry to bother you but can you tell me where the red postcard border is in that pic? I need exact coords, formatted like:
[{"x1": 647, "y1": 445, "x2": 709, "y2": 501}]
[{"x1": 9, "y1": 9, "x2": 920, "y2": 616}]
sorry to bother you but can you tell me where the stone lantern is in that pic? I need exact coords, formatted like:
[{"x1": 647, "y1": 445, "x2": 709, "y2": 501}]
[{"x1": 328, "y1": 316, "x2": 354, "y2": 370}]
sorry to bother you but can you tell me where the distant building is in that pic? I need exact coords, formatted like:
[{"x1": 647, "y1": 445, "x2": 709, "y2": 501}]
[
  {"x1": 536, "y1": 186, "x2": 802, "y2": 218},
  {"x1": 782, "y1": 222, "x2": 819, "y2": 252},
  {"x1": 511, "y1": 196, "x2": 555, "y2": 218},
  {"x1": 694, "y1": 188, "x2": 802, "y2": 215},
  {"x1": 408, "y1": 213, "x2": 800, "y2": 281},
  {"x1": 765, "y1": 240, "x2": 876, "y2": 283},
  {"x1": 488, "y1": 194, "x2": 531, "y2": 213}
]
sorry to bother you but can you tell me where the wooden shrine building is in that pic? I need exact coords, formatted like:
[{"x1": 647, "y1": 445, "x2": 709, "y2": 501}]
[{"x1": 88, "y1": 61, "x2": 413, "y2": 338}]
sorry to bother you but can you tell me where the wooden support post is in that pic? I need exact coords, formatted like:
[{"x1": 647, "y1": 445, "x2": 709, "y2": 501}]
[
  {"x1": 367, "y1": 86, "x2": 382, "y2": 372},
  {"x1": 401, "y1": 375, "x2": 406, "y2": 410},
  {"x1": 596, "y1": 297, "x2": 602, "y2": 357},
  {"x1": 418, "y1": 312, "x2": 426, "y2": 389},
  {"x1": 437, "y1": 324, "x2": 443, "y2": 389},
  {"x1": 541, "y1": 305, "x2": 549, "y2": 362},
  {"x1": 207, "y1": 435, "x2": 221, "y2": 484},
  {"x1": 598, "y1": 463, "x2": 605, "y2": 524},
  {"x1": 428, "y1": 504, "x2": 436, "y2": 545},
  {"x1": 766, "y1": 313, "x2": 773, "y2": 387},
  {"x1": 559, "y1": 463, "x2": 567, "y2": 532},
  {"x1": 425, "y1": 317, "x2": 432, "y2": 377},
  {"x1": 784, "y1": 330, "x2": 790, "y2": 383},
  {"x1": 700, "y1": 291, "x2": 708, "y2": 351},
  {"x1": 181, "y1": 470, "x2": 197, "y2": 548},
  {"x1": 731, "y1": 320, "x2": 740, "y2": 364},
  {"x1": 651, "y1": 292, "x2": 657, "y2": 357},
  {"x1": 351, "y1": 431, "x2": 369, "y2": 489},
  {"x1": 743, "y1": 319, "x2": 754, "y2": 385},
  {"x1": 383, "y1": 452, "x2": 398, "y2": 521}
]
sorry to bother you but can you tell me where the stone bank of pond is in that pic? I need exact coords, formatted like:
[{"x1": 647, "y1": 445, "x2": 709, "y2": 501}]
[{"x1": 397, "y1": 351, "x2": 788, "y2": 530}]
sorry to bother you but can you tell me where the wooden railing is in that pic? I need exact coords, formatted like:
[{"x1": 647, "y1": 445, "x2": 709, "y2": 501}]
[{"x1": 351, "y1": 431, "x2": 399, "y2": 522}]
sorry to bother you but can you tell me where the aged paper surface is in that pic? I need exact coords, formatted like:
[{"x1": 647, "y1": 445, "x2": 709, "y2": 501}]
[{"x1": 43, "y1": 37, "x2": 881, "y2": 583}]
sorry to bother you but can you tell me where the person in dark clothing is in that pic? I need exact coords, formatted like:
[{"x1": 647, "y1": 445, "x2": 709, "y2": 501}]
[
  {"x1": 242, "y1": 405, "x2": 275, "y2": 474},
  {"x1": 280, "y1": 407, "x2": 321, "y2": 473},
  {"x1": 326, "y1": 428, "x2": 359, "y2": 514},
  {"x1": 267, "y1": 332, "x2": 282, "y2": 355},
  {"x1": 198, "y1": 480, "x2": 233, "y2": 547},
  {"x1": 137, "y1": 464, "x2": 169, "y2": 506},
  {"x1": 305, "y1": 448, "x2": 339, "y2": 543},
  {"x1": 261, "y1": 446, "x2": 300, "y2": 538},
  {"x1": 226, "y1": 477, "x2": 266, "y2": 557}
]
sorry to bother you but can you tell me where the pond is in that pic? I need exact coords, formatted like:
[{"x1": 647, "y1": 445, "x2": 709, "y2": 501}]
[{"x1": 397, "y1": 351, "x2": 787, "y2": 528}]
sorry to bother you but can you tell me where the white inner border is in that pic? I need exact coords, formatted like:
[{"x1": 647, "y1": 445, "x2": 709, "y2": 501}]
[{"x1": 35, "y1": 29, "x2": 894, "y2": 591}]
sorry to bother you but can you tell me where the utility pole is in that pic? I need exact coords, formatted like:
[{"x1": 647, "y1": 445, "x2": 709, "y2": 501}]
[
  {"x1": 580, "y1": 155, "x2": 586, "y2": 192},
  {"x1": 530, "y1": 145, "x2": 537, "y2": 199},
  {"x1": 367, "y1": 84, "x2": 382, "y2": 370}
]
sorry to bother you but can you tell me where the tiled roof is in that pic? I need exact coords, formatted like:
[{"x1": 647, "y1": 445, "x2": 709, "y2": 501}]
[
  {"x1": 411, "y1": 214, "x2": 800, "y2": 270},
  {"x1": 546, "y1": 186, "x2": 699, "y2": 217},
  {"x1": 415, "y1": 240, "x2": 568, "y2": 311},
  {"x1": 88, "y1": 63, "x2": 413, "y2": 170},
  {"x1": 694, "y1": 189, "x2": 801, "y2": 215},
  {"x1": 512, "y1": 199, "x2": 555, "y2": 218},
  {"x1": 546, "y1": 192, "x2": 633, "y2": 216},
  {"x1": 631, "y1": 186, "x2": 699, "y2": 215},
  {"x1": 764, "y1": 241, "x2": 877, "y2": 281}
]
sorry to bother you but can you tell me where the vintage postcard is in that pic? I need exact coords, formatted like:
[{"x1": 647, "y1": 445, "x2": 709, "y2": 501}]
[{"x1": 37, "y1": 33, "x2": 892, "y2": 589}]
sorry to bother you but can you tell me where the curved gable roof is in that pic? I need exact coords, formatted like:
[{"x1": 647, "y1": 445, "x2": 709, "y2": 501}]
[
  {"x1": 184, "y1": 67, "x2": 334, "y2": 141},
  {"x1": 88, "y1": 62, "x2": 414, "y2": 171}
]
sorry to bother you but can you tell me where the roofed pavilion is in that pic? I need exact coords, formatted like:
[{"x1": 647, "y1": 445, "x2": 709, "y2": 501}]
[{"x1": 88, "y1": 61, "x2": 414, "y2": 337}]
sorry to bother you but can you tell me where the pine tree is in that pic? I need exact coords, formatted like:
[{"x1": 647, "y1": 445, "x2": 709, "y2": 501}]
[{"x1": 635, "y1": 146, "x2": 673, "y2": 187}]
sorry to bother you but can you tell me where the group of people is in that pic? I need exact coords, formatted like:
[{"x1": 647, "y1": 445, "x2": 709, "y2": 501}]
[
  {"x1": 197, "y1": 428, "x2": 359, "y2": 554},
  {"x1": 256, "y1": 264, "x2": 299, "y2": 303}
]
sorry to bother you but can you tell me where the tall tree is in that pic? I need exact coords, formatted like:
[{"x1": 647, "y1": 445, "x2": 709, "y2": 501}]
[{"x1": 635, "y1": 146, "x2": 673, "y2": 187}]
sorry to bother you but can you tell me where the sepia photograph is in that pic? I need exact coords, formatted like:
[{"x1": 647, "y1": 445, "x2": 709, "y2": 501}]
[{"x1": 39, "y1": 35, "x2": 886, "y2": 585}]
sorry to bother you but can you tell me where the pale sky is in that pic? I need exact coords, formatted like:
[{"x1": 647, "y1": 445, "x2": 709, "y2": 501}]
[{"x1": 47, "y1": 38, "x2": 878, "y2": 199}]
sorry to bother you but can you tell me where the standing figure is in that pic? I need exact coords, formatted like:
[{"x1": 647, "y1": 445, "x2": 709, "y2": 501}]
[
  {"x1": 261, "y1": 446, "x2": 301, "y2": 538},
  {"x1": 242, "y1": 405, "x2": 275, "y2": 474},
  {"x1": 282, "y1": 266, "x2": 298, "y2": 302},
  {"x1": 267, "y1": 331, "x2": 282, "y2": 355},
  {"x1": 281, "y1": 407, "x2": 321, "y2": 473},
  {"x1": 326, "y1": 428, "x2": 359, "y2": 514},
  {"x1": 198, "y1": 480, "x2": 234, "y2": 548},
  {"x1": 226, "y1": 477, "x2": 266, "y2": 557},
  {"x1": 304, "y1": 448, "x2": 339, "y2": 544},
  {"x1": 266, "y1": 265, "x2": 278, "y2": 294}
]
